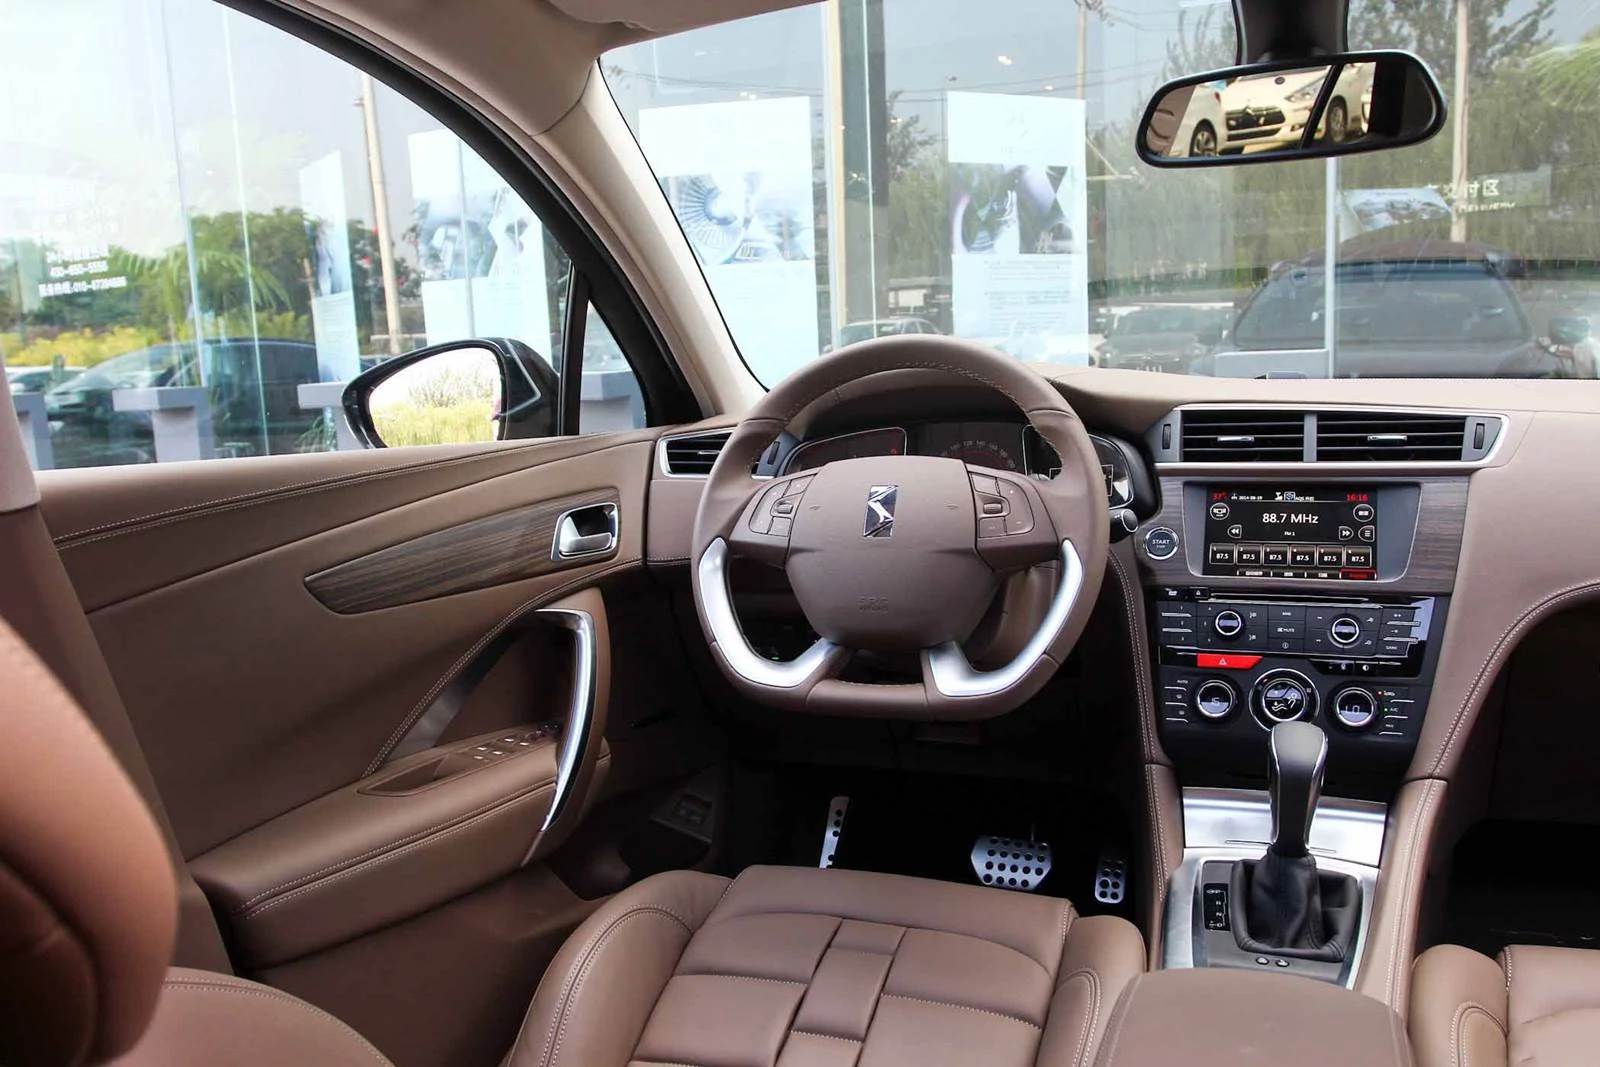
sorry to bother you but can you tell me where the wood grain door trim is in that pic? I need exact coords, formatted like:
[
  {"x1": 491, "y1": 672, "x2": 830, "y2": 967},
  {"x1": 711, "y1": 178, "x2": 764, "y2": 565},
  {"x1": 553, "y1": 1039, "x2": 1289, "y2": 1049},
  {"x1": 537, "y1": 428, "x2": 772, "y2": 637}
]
[{"x1": 306, "y1": 488, "x2": 618, "y2": 613}]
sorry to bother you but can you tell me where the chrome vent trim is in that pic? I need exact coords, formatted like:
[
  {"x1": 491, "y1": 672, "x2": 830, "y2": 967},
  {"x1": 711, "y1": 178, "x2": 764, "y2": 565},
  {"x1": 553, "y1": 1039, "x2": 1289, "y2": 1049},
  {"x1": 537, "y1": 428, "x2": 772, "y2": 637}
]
[
  {"x1": 1314, "y1": 411, "x2": 1467, "y2": 462},
  {"x1": 657, "y1": 430, "x2": 732, "y2": 477},
  {"x1": 1179, "y1": 409, "x2": 1306, "y2": 462}
]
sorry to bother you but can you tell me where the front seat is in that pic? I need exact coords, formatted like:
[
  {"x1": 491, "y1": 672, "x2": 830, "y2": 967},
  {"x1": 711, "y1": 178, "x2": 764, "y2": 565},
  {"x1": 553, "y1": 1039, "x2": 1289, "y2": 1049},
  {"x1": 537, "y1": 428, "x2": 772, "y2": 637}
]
[
  {"x1": 0, "y1": 610, "x2": 1145, "y2": 1067},
  {"x1": 1410, "y1": 942, "x2": 1600, "y2": 1066}
]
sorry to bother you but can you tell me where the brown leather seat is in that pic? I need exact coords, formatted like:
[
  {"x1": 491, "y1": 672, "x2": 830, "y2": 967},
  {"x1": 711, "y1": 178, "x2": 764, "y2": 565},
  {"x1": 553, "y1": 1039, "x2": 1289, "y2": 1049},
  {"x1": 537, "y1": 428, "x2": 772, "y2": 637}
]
[
  {"x1": 1410, "y1": 942, "x2": 1600, "y2": 1066},
  {"x1": 0, "y1": 605, "x2": 1143, "y2": 1066}
]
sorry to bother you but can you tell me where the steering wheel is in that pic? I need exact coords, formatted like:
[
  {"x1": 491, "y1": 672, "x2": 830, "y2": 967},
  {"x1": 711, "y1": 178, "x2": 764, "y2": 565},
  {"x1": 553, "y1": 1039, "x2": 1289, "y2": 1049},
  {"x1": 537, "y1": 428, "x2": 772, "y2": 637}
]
[{"x1": 690, "y1": 336, "x2": 1109, "y2": 719}]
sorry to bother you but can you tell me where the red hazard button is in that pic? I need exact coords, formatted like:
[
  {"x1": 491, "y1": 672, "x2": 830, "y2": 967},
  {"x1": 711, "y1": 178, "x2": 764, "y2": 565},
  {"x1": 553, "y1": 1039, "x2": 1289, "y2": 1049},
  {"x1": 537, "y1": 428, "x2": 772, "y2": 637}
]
[{"x1": 1197, "y1": 653, "x2": 1262, "y2": 670}]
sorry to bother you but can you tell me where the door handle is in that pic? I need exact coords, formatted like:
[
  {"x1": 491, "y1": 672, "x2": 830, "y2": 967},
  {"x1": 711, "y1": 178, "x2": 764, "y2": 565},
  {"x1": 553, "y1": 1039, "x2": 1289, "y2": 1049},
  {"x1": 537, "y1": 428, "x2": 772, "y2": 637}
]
[{"x1": 552, "y1": 502, "x2": 618, "y2": 560}]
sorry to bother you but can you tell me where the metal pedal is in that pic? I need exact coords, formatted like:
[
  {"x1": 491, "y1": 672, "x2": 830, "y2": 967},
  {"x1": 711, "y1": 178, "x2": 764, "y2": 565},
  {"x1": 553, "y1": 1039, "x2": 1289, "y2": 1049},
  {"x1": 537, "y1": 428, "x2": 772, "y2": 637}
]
[
  {"x1": 1093, "y1": 849, "x2": 1129, "y2": 905},
  {"x1": 818, "y1": 796, "x2": 849, "y2": 868},
  {"x1": 971, "y1": 835, "x2": 1052, "y2": 892}
]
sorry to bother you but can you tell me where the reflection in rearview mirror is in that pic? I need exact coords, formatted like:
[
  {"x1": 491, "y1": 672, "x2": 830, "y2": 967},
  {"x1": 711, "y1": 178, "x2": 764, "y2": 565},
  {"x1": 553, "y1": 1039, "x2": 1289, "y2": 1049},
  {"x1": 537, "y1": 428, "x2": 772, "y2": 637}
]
[{"x1": 1138, "y1": 51, "x2": 1445, "y2": 168}]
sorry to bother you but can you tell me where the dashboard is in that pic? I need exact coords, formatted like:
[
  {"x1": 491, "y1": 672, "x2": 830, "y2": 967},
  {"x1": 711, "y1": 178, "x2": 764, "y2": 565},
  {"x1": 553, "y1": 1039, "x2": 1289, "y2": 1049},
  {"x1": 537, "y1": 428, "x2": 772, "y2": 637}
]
[{"x1": 776, "y1": 419, "x2": 1146, "y2": 512}]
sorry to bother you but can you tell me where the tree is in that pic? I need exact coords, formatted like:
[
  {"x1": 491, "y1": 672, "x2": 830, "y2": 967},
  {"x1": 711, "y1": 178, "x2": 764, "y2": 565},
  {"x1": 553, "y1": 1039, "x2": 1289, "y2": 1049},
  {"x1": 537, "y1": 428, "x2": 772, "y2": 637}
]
[
  {"x1": 1349, "y1": 0, "x2": 1554, "y2": 83},
  {"x1": 1164, "y1": 6, "x2": 1237, "y2": 81},
  {"x1": 885, "y1": 90, "x2": 936, "y2": 182}
]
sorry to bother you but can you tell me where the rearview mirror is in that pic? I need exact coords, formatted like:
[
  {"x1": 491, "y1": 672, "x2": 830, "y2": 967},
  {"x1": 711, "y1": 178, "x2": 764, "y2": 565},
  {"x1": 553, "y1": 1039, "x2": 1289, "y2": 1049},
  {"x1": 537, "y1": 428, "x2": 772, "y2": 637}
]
[
  {"x1": 1137, "y1": 51, "x2": 1445, "y2": 168},
  {"x1": 342, "y1": 337, "x2": 557, "y2": 448}
]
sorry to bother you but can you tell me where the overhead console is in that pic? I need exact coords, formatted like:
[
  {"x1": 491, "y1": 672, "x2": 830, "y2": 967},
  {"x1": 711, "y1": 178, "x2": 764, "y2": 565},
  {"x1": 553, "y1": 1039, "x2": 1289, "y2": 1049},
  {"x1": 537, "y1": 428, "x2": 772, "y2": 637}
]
[{"x1": 1133, "y1": 406, "x2": 1495, "y2": 792}]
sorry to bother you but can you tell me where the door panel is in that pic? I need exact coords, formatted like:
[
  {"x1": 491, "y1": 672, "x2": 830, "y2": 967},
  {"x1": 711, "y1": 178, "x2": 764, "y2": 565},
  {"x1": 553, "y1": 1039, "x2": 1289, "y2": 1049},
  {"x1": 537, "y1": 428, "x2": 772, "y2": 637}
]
[{"x1": 38, "y1": 432, "x2": 651, "y2": 859}]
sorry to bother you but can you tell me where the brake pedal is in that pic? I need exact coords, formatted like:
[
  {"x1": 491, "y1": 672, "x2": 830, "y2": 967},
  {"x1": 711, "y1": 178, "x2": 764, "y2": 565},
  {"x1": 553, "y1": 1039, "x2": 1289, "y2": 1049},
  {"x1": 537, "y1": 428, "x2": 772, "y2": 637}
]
[
  {"x1": 819, "y1": 796, "x2": 849, "y2": 868},
  {"x1": 1093, "y1": 849, "x2": 1129, "y2": 905},
  {"x1": 971, "y1": 834, "x2": 1052, "y2": 892}
]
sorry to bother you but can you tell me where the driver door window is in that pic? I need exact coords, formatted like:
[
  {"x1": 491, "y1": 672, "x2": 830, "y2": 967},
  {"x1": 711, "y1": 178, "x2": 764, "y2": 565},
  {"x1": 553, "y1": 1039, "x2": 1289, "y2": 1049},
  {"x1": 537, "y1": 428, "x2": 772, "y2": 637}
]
[{"x1": 1, "y1": 0, "x2": 644, "y2": 470}]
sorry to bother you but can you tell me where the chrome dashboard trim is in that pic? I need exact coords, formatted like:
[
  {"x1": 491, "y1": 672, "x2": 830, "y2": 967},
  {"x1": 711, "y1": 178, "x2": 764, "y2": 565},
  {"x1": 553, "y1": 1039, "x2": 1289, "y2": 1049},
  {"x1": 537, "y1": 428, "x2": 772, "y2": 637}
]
[
  {"x1": 656, "y1": 428, "x2": 733, "y2": 478},
  {"x1": 1162, "y1": 787, "x2": 1388, "y2": 988},
  {"x1": 925, "y1": 540, "x2": 1084, "y2": 698},
  {"x1": 697, "y1": 537, "x2": 843, "y2": 688},
  {"x1": 1155, "y1": 404, "x2": 1510, "y2": 469}
]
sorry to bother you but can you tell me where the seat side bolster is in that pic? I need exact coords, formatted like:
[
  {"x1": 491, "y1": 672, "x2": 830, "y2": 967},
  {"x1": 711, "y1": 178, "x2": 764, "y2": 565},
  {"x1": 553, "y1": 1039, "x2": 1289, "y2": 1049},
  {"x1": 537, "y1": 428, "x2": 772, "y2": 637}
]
[
  {"x1": 507, "y1": 870, "x2": 731, "y2": 1067},
  {"x1": 1409, "y1": 944, "x2": 1508, "y2": 1067},
  {"x1": 1036, "y1": 912, "x2": 1147, "y2": 1067}
]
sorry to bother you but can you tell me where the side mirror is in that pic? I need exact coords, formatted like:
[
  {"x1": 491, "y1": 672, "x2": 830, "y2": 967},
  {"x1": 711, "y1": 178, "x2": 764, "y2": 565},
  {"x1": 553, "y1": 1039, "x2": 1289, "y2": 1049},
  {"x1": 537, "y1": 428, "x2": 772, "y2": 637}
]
[
  {"x1": 341, "y1": 337, "x2": 557, "y2": 449},
  {"x1": 1137, "y1": 50, "x2": 1445, "y2": 168},
  {"x1": 1550, "y1": 316, "x2": 1592, "y2": 347}
]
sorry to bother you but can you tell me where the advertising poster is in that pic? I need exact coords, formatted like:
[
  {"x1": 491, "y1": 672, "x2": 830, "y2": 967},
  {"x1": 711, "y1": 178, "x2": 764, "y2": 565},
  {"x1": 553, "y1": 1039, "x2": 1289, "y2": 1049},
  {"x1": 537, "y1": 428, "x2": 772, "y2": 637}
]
[
  {"x1": 406, "y1": 130, "x2": 551, "y2": 355},
  {"x1": 638, "y1": 96, "x2": 818, "y2": 383},
  {"x1": 297, "y1": 152, "x2": 361, "y2": 382},
  {"x1": 1340, "y1": 186, "x2": 1451, "y2": 237},
  {"x1": 947, "y1": 91, "x2": 1090, "y2": 364}
]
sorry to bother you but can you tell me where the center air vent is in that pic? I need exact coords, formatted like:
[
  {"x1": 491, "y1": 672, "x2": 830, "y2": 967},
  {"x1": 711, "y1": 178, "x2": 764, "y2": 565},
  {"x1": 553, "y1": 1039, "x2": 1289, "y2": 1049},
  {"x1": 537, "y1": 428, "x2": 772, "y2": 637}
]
[
  {"x1": 1180, "y1": 410, "x2": 1307, "y2": 462},
  {"x1": 661, "y1": 431, "x2": 731, "y2": 475},
  {"x1": 1315, "y1": 412, "x2": 1469, "y2": 462}
]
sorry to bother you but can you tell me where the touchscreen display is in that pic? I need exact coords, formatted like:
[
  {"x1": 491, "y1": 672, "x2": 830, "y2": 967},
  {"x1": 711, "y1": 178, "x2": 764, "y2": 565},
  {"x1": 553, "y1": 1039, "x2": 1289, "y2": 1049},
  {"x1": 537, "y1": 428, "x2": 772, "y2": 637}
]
[{"x1": 1203, "y1": 487, "x2": 1378, "y2": 579}]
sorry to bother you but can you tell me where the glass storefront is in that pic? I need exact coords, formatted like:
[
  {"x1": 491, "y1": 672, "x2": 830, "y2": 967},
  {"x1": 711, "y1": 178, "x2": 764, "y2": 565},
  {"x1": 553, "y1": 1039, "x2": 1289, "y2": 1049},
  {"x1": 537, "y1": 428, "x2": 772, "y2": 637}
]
[
  {"x1": 602, "y1": 0, "x2": 1600, "y2": 385},
  {"x1": 0, "y1": 0, "x2": 590, "y2": 467}
]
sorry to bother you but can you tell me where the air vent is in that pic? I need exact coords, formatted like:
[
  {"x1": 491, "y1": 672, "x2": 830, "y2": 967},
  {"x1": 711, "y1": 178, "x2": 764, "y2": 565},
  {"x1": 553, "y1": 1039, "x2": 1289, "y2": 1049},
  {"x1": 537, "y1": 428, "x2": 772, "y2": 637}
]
[
  {"x1": 661, "y1": 431, "x2": 731, "y2": 475},
  {"x1": 1315, "y1": 412, "x2": 1467, "y2": 462},
  {"x1": 1180, "y1": 410, "x2": 1307, "y2": 462}
]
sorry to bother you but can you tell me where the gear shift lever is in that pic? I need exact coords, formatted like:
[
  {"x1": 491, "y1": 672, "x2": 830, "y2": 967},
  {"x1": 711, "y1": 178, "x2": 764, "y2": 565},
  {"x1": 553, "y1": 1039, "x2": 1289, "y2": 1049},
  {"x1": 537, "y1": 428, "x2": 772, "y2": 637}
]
[
  {"x1": 1229, "y1": 721, "x2": 1358, "y2": 961},
  {"x1": 1267, "y1": 721, "x2": 1328, "y2": 858}
]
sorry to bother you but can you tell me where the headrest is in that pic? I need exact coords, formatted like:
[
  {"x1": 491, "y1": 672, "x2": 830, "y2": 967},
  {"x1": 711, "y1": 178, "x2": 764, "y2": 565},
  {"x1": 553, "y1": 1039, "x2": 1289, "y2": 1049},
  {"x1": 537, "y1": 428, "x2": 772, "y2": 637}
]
[{"x1": 0, "y1": 615, "x2": 176, "y2": 1066}]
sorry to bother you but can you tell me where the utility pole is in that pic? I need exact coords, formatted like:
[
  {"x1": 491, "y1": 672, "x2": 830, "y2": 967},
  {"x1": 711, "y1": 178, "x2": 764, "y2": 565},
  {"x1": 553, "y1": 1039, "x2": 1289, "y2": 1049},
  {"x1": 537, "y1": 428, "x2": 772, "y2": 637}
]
[
  {"x1": 1449, "y1": 0, "x2": 1471, "y2": 242},
  {"x1": 1076, "y1": 0, "x2": 1104, "y2": 100},
  {"x1": 359, "y1": 73, "x2": 404, "y2": 356}
]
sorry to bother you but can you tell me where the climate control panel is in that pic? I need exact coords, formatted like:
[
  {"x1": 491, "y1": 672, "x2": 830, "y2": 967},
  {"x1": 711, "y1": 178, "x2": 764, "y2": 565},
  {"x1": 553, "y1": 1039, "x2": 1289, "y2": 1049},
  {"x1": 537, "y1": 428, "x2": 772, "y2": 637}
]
[{"x1": 1151, "y1": 589, "x2": 1446, "y2": 786}]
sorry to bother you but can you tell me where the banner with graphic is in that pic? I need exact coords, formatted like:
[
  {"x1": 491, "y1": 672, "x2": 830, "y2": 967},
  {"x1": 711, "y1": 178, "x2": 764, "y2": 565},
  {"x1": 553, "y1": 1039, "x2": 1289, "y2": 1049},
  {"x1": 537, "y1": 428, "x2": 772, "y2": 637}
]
[
  {"x1": 406, "y1": 130, "x2": 552, "y2": 355},
  {"x1": 639, "y1": 96, "x2": 818, "y2": 383},
  {"x1": 297, "y1": 152, "x2": 360, "y2": 382},
  {"x1": 947, "y1": 91, "x2": 1090, "y2": 364}
]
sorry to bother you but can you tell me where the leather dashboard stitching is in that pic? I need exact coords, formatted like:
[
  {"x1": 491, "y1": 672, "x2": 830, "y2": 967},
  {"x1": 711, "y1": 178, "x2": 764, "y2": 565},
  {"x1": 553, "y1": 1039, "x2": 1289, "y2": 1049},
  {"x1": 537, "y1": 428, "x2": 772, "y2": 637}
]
[
  {"x1": 1382, "y1": 778, "x2": 1441, "y2": 1007},
  {"x1": 1449, "y1": 1002, "x2": 1506, "y2": 1067},
  {"x1": 546, "y1": 907, "x2": 696, "y2": 1067},
  {"x1": 365, "y1": 559, "x2": 636, "y2": 775},
  {"x1": 878, "y1": 993, "x2": 1042, "y2": 1029},
  {"x1": 1428, "y1": 578, "x2": 1600, "y2": 776},
  {"x1": 240, "y1": 781, "x2": 556, "y2": 920},
  {"x1": 163, "y1": 977, "x2": 390, "y2": 1065},
  {"x1": 232, "y1": 770, "x2": 560, "y2": 912},
  {"x1": 1501, "y1": 946, "x2": 1514, "y2": 990},
  {"x1": 53, "y1": 435, "x2": 642, "y2": 547}
]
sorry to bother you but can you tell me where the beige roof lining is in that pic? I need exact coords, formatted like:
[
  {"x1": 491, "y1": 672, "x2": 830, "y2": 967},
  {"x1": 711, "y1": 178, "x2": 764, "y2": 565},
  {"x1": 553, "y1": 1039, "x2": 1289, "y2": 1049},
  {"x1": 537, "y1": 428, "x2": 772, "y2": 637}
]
[{"x1": 544, "y1": 0, "x2": 817, "y2": 35}]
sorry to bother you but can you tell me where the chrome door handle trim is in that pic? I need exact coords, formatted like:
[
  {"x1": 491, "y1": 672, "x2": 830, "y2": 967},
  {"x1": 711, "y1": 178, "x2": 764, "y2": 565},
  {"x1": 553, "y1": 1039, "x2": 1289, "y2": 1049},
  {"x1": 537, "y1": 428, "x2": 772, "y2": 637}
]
[
  {"x1": 530, "y1": 607, "x2": 597, "y2": 844},
  {"x1": 552, "y1": 502, "x2": 618, "y2": 561}
]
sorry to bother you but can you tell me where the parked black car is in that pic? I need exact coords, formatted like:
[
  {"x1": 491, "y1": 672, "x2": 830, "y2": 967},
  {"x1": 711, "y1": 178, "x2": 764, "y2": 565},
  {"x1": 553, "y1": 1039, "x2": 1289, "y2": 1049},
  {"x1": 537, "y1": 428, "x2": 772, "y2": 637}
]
[
  {"x1": 45, "y1": 340, "x2": 323, "y2": 467},
  {"x1": 1194, "y1": 240, "x2": 1556, "y2": 377}
]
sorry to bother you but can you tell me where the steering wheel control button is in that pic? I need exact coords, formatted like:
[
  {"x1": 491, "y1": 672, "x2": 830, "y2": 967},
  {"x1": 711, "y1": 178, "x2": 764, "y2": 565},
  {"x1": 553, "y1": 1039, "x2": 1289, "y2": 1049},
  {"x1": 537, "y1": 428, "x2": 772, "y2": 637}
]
[
  {"x1": 1329, "y1": 616, "x2": 1362, "y2": 646},
  {"x1": 1144, "y1": 527, "x2": 1179, "y2": 560},
  {"x1": 1213, "y1": 610, "x2": 1244, "y2": 639},
  {"x1": 1332, "y1": 687, "x2": 1379, "y2": 730},
  {"x1": 1251, "y1": 669, "x2": 1318, "y2": 727},
  {"x1": 997, "y1": 481, "x2": 1033, "y2": 533},
  {"x1": 1194, "y1": 679, "x2": 1239, "y2": 721}
]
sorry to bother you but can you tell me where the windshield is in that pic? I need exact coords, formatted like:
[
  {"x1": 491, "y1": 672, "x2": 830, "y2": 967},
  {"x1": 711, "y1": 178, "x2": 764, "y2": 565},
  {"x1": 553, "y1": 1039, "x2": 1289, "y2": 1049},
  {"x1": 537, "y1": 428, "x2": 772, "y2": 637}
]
[{"x1": 602, "y1": 0, "x2": 1600, "y2": 382}]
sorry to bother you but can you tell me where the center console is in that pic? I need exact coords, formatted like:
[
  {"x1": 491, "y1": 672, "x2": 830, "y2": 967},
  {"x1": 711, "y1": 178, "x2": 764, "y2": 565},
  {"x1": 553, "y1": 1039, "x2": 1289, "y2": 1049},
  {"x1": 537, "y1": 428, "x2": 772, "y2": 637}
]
[{"x1": 1141, "y1": 480, "x2": 1455, "y2": 789}]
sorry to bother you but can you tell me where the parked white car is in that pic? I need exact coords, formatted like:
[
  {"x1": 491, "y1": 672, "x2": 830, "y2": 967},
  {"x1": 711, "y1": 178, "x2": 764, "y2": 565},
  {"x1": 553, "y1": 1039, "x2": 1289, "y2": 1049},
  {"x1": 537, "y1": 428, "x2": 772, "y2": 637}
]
[{"x1": 1221, "y1": 61, "x2": 1373, "y2": 152}]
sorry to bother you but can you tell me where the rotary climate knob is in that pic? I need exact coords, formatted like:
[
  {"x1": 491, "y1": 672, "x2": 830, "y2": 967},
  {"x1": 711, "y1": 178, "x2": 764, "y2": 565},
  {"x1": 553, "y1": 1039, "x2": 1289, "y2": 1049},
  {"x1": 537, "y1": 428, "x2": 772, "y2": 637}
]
[
  {"x1": 1213, "y1": 610, "x2": 1244, "y2": 639},
  {"x1": 1332, "y1": 687, "x2": 1379, "y2": 730},
  {"x1": 1251, "y1": 669, "x2": 1318, "y2": 726},
  {"x1": 1194, "y1": 679, "x2": 1238, "y2": 721}
]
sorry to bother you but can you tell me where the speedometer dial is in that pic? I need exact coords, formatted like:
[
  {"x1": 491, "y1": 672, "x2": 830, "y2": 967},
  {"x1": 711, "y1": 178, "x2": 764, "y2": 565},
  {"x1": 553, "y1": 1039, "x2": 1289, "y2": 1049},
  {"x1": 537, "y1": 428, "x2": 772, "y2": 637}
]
[{"x1": 939, "y1": 439, "x2": 1020, "y2": 472}]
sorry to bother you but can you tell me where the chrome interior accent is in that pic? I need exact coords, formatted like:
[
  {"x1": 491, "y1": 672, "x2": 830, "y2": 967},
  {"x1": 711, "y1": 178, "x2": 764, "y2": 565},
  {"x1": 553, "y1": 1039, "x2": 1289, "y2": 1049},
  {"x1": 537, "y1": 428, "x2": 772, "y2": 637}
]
[
  {"x1": 697, "y1": 538, "x2": 841, "y2": 688},
  {"x1": 1163, "y1": 787, "x2": 1388, "y2": 989},
  {"x1": 656, "y1": 428, "x2": 733, "y2": 477},
  {"x1": 551, "y1": 502, "x2": 618, "y2": 560},
  {"x1": 533, "y1": 608, "x2": 597, "y2": 838},
  {"x1": 924, "y1": 540, "x2": 1084, "y2": 699}
]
